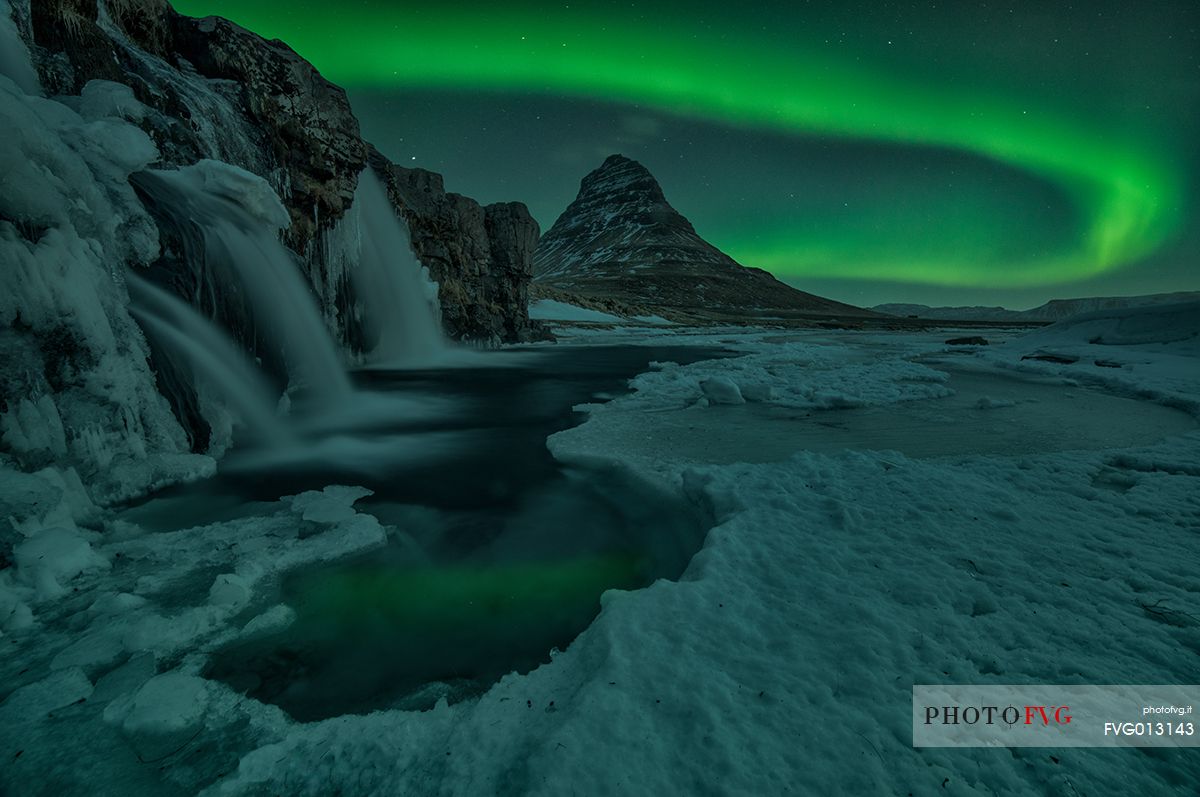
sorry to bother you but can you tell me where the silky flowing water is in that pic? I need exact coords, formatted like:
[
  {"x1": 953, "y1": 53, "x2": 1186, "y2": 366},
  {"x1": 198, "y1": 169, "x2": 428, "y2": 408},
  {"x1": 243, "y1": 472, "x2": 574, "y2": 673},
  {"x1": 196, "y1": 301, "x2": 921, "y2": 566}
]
[{"x1": 113, "y1": 345, "x2": 729, "y2": 720}]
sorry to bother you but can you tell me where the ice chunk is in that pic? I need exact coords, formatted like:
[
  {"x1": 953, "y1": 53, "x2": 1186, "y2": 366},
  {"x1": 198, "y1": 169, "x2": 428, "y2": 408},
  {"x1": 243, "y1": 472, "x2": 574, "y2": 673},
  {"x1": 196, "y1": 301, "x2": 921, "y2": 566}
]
[
  {"x1": 0, "y1": 668, "x2": 92, "y2": 727},
  {"x1": 50, "y1": 627, "x2": 126, "y2": 672},
  {"x1": 164, "y1": 159, "x2": 292, "y2": 230},
  {"x1": 114, "y1": 671, "x2": 209, "y2": 760},
  {"x1": 699, "y1": 376, "x2": 745, "y2": 405},
  {"x1": 14, "y1": 527, "x2": 110, "y2": 600},
  {"x1": 78, "y1": 79, "x2": 146, "y2": 122},
  {"x1": 34, "y1": 466, "x2": 99, "y2": 525},
  {"x1": 208, "y1": 573, "x2": 251, "y2": 608},
  {"x1": 92, "y1": 652, "x2": 157, "y2": 703},
  {"x1": 287, "y1": 484, "x2": 374, "y2": 524}
]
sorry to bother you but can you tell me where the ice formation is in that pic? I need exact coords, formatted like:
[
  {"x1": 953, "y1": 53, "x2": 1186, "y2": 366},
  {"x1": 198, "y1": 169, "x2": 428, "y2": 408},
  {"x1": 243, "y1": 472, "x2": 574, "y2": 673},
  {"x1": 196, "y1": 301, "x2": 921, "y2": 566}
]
[{"x1": 0, "y1": 58, "x2": 208, "y2": 504}]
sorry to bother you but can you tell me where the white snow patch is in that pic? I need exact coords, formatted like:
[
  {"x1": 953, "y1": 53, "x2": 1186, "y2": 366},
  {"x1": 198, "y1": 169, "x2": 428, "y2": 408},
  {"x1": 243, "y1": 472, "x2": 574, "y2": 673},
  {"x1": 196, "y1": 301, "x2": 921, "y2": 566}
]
[
  {"x1": 14, "y1": 526, "x2": 109, "y2": 601},
  {"x1": 529, "y1": 299, "x2": 624, "y2": 323},
  {"x1": 107, "y1": 671, "x2": 210, "y2": 759},
  {"x1": 285, "y1": 484, "x2": 374, "y2": 524},
  {"x1": 208, "y1": 573, "x2": 252, "y2": 608},
  {"x1": 162, "y1": 159, "x2": 292, "y2": 230},
  {"x1": 698, "y1": 376, "x2": 744, "y2": 405}
]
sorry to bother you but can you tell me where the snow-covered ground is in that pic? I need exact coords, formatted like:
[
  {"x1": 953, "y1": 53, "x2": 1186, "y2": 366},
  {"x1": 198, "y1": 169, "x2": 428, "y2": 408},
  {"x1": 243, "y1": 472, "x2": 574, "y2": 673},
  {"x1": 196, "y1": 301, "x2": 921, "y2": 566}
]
[
  {"x1": 529, "y1": 298, "x2": 627, "y2": 324},
  {"x1": 2, "y1": 304, "x2": 1199, "y2": 795},
  {"x1": 529, "y1": 298, "x2": 674, "y2": 326}
]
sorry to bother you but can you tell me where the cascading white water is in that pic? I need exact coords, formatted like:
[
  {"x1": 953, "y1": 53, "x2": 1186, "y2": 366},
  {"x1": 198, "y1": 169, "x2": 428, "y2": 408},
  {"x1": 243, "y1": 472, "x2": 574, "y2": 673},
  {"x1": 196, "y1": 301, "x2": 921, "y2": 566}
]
[
  {"x1": 353, "y1": 169, "x2": 446, "y2": 365},
  {"x1": 127, "y1": 274, "x2": 293, "y2": 447},
  {"x1": 136, "y1": 161, "x2": 354, "y2": 402},
  {"x1": 128, "y1": 160, "x2": 473, "y2": 471}
]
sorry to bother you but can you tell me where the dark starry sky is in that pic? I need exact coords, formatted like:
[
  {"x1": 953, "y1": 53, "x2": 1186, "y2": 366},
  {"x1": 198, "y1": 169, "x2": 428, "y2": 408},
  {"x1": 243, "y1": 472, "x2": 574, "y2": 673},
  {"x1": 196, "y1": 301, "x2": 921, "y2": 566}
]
[{"x1": 174, "y1": 0, "x2": 1200, "y2": 308}]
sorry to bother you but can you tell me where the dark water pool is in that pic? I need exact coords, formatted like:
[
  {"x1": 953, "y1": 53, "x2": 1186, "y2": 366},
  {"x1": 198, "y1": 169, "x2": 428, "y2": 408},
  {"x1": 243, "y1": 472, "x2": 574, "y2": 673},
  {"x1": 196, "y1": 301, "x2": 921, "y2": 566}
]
[
  {"x1": 122, "y1": 344, "x2": 730, "y2": 522},
  {"x1": 206, "y1": 464, "x2": 709, "y2": 720},
  {"x1": 120, "y1": 345, "x2": 727, "y2": 721}
]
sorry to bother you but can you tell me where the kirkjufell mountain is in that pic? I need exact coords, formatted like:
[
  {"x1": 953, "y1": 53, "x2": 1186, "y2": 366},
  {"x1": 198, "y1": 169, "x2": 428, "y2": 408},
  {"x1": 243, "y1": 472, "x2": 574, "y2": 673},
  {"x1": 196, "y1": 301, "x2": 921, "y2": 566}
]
[{"x1": 533, "y1": 155, "x2": 873, "y2": 321}]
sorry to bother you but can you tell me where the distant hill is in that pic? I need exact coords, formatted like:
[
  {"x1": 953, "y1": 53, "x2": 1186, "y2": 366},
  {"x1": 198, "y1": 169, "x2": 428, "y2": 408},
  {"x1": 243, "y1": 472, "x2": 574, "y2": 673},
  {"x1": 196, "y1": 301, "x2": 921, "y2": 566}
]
[
  {"x1": 873, "y1": 292, "x2": 1200, "y2": 322},
  {"x1": 533, "y1": 155, "x2": 874, "y2": 321}
]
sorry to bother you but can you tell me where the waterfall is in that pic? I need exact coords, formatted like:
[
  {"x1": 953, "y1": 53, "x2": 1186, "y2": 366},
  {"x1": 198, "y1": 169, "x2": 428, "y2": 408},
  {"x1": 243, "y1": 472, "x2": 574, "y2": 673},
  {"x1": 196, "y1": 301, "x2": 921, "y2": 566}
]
[
  {"x1": 127, "y1": 274, "x2": 293, "y2": 448},
  {"x1": 133, "y1": 161, "x2": 353, "y2": 402},
  {"x1": 353, "y1": 169, "x2": 446, "y2": 365},
  {"x1": 127, "y1": 160, "x2": 468, "y2": 470}
]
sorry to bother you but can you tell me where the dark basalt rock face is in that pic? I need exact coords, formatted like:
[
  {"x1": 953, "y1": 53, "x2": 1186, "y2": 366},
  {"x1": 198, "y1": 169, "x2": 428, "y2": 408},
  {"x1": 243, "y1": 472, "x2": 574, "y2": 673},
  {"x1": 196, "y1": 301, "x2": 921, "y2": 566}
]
[
  {"x1": 369, "y1": 151, "x2": 547, "y2": 343},
  {"x1": 9, "y1": 0, "x2": 545, "y2": 460},
  {"x1": 534, "y1": 154, "x2": 873, "y2": 322},
  {"x1": 18, "y1": 0, "x2": 542, "y2": 351}
]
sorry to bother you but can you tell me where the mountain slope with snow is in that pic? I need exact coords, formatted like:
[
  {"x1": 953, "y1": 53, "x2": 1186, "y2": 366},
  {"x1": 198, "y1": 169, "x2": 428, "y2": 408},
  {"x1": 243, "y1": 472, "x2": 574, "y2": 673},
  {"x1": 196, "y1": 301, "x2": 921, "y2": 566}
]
[{"x1": 533, "y1": 155, "x2": 873, "y2": 320}]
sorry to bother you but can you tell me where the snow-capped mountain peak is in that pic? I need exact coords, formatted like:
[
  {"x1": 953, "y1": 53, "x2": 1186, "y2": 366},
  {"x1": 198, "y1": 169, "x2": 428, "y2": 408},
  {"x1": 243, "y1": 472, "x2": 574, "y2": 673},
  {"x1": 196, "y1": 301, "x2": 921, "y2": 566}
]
[{"x1": 533, "y1": 154, "x2": 871, "y2": 319}]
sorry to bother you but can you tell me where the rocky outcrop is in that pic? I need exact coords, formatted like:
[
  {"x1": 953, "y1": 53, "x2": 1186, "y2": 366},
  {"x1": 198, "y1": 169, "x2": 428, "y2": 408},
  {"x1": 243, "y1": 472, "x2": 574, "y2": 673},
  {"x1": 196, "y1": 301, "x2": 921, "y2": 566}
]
[
  {"x1": 535, "y1": 154, "x2": 873, "y2": 322},
  {"x1": 369, "y1": 152, "x2": 547, "y2": 343},
  {"x1": 484, "y1": 202, "x2": 544, "y2": 340},
  {"x1": 2, "y1": 0, "x2": 545, "y2": 477},
  {"x1": 17, "y1": 0, "x2": 540, "y2": 349},
  {"x1": 26, "y1": 0, "x2": 364, "y2": 254}
]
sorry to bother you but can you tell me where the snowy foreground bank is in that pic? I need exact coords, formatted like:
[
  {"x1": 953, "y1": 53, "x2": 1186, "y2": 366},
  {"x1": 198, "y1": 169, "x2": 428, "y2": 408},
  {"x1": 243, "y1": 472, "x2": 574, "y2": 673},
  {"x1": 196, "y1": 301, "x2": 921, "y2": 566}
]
[{"x1": 3, "y1": 305, "x2": 1199, "y2": 795}]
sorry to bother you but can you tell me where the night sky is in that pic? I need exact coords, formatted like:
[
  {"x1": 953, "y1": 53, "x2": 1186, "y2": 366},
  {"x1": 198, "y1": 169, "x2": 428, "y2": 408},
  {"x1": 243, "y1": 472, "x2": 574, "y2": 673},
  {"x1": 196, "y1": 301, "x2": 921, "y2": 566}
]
[{"x1": 173, "y1": 0, "x2": 1200, "y2": 308}]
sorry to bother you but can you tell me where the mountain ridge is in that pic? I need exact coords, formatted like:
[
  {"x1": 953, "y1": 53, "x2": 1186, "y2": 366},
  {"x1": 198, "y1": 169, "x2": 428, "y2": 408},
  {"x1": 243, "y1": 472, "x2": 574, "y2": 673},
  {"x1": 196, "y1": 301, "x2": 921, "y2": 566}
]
[
  {"x1": 874, "y1": 291, "x2": 1200, "y2": 322},
  {"x1": 534, "y1": 155, "x2": 874, "y2": 321}
]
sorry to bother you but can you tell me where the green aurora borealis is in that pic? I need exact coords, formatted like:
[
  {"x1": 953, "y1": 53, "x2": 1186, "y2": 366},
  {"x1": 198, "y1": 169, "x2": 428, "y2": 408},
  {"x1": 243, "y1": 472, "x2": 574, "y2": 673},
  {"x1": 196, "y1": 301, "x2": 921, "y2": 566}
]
[{"x1": 174, "y1": 1, "x2": 1199, "y2": 304}]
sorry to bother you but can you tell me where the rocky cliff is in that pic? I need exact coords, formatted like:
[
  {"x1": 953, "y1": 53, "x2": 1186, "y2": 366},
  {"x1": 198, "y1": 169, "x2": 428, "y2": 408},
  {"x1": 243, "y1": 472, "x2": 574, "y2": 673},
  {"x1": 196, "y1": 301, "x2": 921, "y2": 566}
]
[
  {"x1": 368, "y1": 150, "x2": 543, "y2": 344},
  {"x1": 16, "y1": 0, "x2": 544, "y2": 349},
  {"x1": 534, "y1": 154, "x2": 872, "y2": 322},
  {"x1": 0, "y1": 0, "x2": 545, "y2": 502},
  {"x1": 2, "y1": 0, "x2": 547, "y2": 463}
]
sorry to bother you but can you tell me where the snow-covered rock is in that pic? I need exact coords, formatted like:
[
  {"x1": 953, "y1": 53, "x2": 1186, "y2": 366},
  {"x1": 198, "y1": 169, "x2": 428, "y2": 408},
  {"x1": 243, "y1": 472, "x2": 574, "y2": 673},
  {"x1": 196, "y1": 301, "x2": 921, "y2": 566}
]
[
  {"x1": 168, "y1": 159, "x2": 292, "y2": 230},
  {"x1": 110, "y1": 671, "x2": 210, "y2": 760},
  {"x1": 14, "y1": 527, "x2": 109, "y2": 601},
  {"x1": 699, "y1": 376, "x2": 745, "y2": 405},
  {"x1": 286, "y1": 485, "x2": 374, "y2": 525},
  {"x1": 0, "y1": 35, "x2": 206, "y2": 503},
  {"x1": 208, "y1": 573, "x2": 252, "y2": 608}
]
